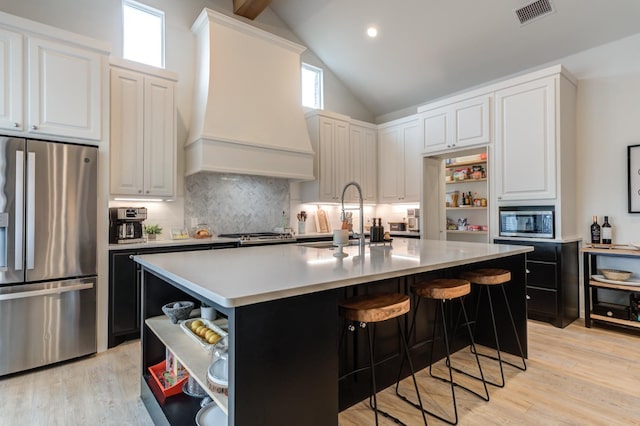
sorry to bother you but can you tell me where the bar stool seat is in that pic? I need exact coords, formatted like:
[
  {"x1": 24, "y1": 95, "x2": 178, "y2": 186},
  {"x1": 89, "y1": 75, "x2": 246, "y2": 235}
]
[
  {"x1": 459, "y1": 268, "x2": 526, "y2": 388},
  {"x1": 396, "y1": 278, "x2": 488, "y2": 425},
  {"x1": 339, "y1": 293, "x2": 410, "y2": 322},
  {"x1": 339, "y1": 293, "x2": 427, "y2": 425},
  {"x1": 459, "y1": 268, "x2": 511, "y2": 286}
]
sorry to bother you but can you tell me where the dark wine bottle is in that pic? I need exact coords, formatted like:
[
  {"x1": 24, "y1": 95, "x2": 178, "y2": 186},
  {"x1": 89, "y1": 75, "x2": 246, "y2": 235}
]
[
  {"x1": 602, "y1": 216, "x2": 612, "y2": 245},
  {"x1": 590, "y1": 215, "x2": 601, "y2": 244}
]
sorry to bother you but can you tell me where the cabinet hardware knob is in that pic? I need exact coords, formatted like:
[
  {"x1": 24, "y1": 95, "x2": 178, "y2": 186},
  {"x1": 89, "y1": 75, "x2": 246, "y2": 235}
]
[
  {"x1": 526, "y1": 295, "x2": 531, "y2": 300},
  {"x1": 526, "y1": 269, "x2": 530, "y2": 273},
  {"x1": 145, "y1": 190, "x2": 150, "y2": 194},
  {"x1": 138, "y1": 190, "x2": 142, "y2": 194},
  {"x1": 31, "y1": 125, "x2": 37, "y2": 130},
  {"x1": 13, "y1": 122, "x2": 19, "y2": 127}
]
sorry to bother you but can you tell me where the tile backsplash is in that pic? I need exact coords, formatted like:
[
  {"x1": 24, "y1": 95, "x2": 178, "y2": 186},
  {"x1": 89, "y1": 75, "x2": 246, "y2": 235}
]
[{"x1": 184, "y1": 172, "x2": 290, "y2": 234}]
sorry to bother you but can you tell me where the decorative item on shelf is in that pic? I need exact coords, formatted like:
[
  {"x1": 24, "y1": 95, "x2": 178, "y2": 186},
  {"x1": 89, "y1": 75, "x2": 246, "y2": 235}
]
[
  {"x1": 451, "y1": 191, "x2": 459, "y2": 207},
  {"x1": 148, "y1": 360, "x2": 189, "y2": 399},
  {"x1": 161, "y1": 301, "x2": 194, "y2": 324},
  {"x1": 144, "y1": 224, "x2": 162, "y2": 240},
  {"x1": 457, "y1": 217, "x2": 468, "y2": 231},
  {"x1": 200, "y1": 303, "x2": 215, "y2": 320},
  {"x1": 599, "y1": 269, "x2": 632, "y2": 281}
]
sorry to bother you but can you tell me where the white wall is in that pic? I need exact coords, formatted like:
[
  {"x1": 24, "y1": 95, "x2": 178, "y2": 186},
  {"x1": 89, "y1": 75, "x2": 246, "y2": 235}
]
[{"x1": 562, "y1": 34, "x2": 640, "y2": 244}]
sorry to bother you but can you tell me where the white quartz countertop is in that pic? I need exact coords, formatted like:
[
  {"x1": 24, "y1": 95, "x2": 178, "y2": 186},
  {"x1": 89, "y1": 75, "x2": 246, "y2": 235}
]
[
  {"x1": 133, "y1": 238, "x2": 532, "y2": 308},
  {"x1": 108, "y1": 237, "x2": 239, "y2": 251}
]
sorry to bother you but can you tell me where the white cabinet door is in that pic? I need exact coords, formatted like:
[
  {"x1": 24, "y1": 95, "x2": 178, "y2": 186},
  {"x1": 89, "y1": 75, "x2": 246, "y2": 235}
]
[
  {"x1": 378, "y1": 126, "x2": 403, "y2": 202},
  {"x1": 350, "y1": 124, "x2": 377, "y2": 203},
  {"x1": 403, "y1": 121, "x2": 421, "y2": 202},
  {"x1": 0, "y1": 28, "x2": 23, "y2": 131},
  {"x1": 421, "y1": 95, "x2": 491, "y2": 154},
  {"x1": 453, "y1": 95, "x2": 491, "y2": 148},
  {"x1": 28, "y1": 37, "x2": 102, "y2": 140},
  {"x1": 495, "y1": 77, "x2": 556, "y2": 201},
  {"x1": 143, "y1": 76, "x2": 175, "y2": 197},
  {"x1": 317, "y1": 116, "x2": 350, "y2": 202},
  {"x1": 421, "y1": 106, "x2": 450, "y2": 153},
  {"x1": 110, "y1": 68, "x2": 144, "y2": 195},
  {"x1": 378, "y1": 117, "x2": 420, "y2": 203}
]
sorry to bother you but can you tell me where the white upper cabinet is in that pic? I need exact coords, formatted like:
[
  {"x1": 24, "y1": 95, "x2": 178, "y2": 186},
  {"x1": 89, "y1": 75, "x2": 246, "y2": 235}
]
[
  {"x1": 302, "y1": 112, "x2": 377, "y2": 204},
  {"x1": 349, "y1": 122, "x2": 377, "y2": 203},
  {"x1": 420, "y1": 94, "x2": 491, "y2": 154},
  {"x1": 28, "y1": 37, "x2": 102, "y2": 140},
  {"x1": 378, "y1": 116, "x2": 420, "y2": 203},
  {"x1": 0, "y1": 12, "x2": 109, "y2": 142},
  {"x1": 0, "y1": 28, "x2": 23, "y2": 131},
  {"x1": 110, "y1": 62, "x2": 176, "y2": 198},
  {"x1": 494, "y1": 77, "x2": 556, "y2": 201},
  {"x1": 302, "y1": 113, "x2": 350, "y2": 202}
]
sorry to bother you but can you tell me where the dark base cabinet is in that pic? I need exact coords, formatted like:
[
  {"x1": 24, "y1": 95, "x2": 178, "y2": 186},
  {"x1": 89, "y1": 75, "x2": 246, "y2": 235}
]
[
  {"x1": 108, "y1": 242, "x2": 237, "y2": 348},
  {"x1": 495, "y1": 239, "x2": 579, "y2": 328}
]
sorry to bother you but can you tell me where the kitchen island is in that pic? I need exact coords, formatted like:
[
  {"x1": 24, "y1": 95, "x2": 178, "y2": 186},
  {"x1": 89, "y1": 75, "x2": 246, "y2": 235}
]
[{"x1": 134, "y1": 238, "x2": 532, "y2": 425}]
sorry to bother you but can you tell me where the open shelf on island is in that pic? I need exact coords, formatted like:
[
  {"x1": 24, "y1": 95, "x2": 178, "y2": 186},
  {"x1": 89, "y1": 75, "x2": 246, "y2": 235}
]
[
  {"x1": 446, "y1": 178, "x2": 487, "y2": 184},
  {"x1": 446, "y1": 159, "x2": 487, "y2": 168},
  {"x1": 145, "y1": 315, "x2": 228, "y2": 415},
  {"x1": 590, "y1": 314, "x2": 640, "y2": 329}
]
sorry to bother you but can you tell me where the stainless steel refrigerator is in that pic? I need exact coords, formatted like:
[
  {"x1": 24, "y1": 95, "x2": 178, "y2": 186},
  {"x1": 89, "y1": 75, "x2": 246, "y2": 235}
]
[{"x1": 0, "y1": 137, "x2": 97, "y2": 376}]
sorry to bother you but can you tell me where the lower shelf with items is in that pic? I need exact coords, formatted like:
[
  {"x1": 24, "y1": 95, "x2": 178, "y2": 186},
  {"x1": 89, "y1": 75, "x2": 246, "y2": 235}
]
[
  {"x1": 145, "y1": 315, "x2": 229, "y2": 414},
  {"x1": 587, "y1": 280, "x2": 640, "y2": 329}
]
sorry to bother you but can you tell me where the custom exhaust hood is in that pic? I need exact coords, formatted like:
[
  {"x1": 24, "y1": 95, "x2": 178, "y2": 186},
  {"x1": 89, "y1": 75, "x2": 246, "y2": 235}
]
[{"x1": 186, "y1": 8, "x2": 314, "y2": 180}]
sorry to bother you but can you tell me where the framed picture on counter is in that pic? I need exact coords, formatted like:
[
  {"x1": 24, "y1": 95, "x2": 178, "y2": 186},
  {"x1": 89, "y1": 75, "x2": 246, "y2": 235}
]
[{"x1": 628, "y1": 144, "x2": 640, "y2": 213}]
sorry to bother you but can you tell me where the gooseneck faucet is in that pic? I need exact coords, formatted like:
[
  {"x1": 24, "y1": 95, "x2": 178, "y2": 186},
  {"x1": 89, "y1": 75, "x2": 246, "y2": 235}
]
[{"x1": 340, "y1": 181, "x2": 365, "y2": 250}]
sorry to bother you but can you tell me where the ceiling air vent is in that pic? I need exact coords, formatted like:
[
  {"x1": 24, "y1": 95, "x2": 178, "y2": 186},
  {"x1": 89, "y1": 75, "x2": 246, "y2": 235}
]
[{"x1": 514, "y1": 0, "x2": 555, "y2": 25}]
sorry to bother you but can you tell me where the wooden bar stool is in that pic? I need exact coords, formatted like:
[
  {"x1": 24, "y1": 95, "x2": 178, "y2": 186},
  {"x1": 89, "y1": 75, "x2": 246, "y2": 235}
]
[
  {"x1": 459, "y1": 268, "x2": 527, "y2": 388},
  {"x1": 397, "y1": 278, "x2": 488, "y2": 425},
  {"x1": 339, "y1": 293, "x2": 427, "y2": 426}
]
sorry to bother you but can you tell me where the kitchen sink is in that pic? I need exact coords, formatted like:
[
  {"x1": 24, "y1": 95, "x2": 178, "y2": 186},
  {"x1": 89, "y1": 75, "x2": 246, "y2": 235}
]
[{"x1": 297, "y1": 240, "x2": 363, "y2": 249}]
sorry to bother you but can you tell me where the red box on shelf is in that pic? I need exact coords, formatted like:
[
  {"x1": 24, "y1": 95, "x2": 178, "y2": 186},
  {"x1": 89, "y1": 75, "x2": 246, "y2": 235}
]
[{"x1": 147, "y1": 360, "x2": 189, "y2": 399}]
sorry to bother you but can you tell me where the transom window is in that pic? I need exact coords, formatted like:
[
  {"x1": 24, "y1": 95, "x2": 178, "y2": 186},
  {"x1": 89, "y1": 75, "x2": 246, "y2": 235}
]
[
  {"x1": 122, "y1": 0, "x2": 165, "y2": 68},
  {"x1": 301, "y1": 63, "x2": 323, "y2": 109}
]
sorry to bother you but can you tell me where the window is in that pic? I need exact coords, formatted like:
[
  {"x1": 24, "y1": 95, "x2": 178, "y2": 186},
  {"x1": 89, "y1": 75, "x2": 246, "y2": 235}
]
[
  {"x1": 301, "y1": 63, "x2": 323, "y2": 109},
  {"x1": 122, "y1": 0, "x2": 165, "y2": 68}
]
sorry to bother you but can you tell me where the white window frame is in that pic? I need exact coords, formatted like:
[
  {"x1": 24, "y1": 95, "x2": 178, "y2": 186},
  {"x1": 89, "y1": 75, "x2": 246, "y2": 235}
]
[
  {"x1": 122, "y1": 0, "x2": 165, "y2": 68},
  {"x1": 301, "y1": 63, "x2": 324, "y2": 110}
]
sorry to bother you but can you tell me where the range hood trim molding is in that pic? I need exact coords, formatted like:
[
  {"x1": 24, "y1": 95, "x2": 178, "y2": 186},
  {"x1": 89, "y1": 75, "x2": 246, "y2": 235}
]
[
  {"x1": 185, "y1": 138, "x2": 314, "y2": 180},
  {"x1": 185, "y1": 132, "x2": 313, "y2": 155}
]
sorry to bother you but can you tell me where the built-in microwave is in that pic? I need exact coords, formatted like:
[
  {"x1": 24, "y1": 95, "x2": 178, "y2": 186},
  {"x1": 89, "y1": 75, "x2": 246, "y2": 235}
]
[{"x1": 499, "y1": 206, "x2": 554, "y2": 239}]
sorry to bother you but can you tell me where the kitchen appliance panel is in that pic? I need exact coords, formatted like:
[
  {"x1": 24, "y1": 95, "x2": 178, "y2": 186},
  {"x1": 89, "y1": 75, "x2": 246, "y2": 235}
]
[
  {"x1": 0, "y1": 137, "x2": 26, "y2": 285},
  {"x1": 499, "y1": 206, "x2": 554, "y2": 239},
  {"x1": 27, "y1": 140, "x2": 97, "y2": 281},
  {"x1": 0, "y1": 277, "x2": 96, "y2": 376}
]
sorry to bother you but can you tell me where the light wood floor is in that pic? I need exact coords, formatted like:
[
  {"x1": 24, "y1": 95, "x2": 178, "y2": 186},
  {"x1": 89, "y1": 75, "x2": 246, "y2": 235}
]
[{"x1": 1, "y1": 320, "x2": 639, "y2": 425}]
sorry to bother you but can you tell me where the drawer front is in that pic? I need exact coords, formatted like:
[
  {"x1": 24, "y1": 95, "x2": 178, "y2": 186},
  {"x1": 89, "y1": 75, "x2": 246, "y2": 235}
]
[
  {"x1": 527, "y1": 287, "x2": 558, "y2": 316},
  {"x1": 528, "y1": 244, "x2": 557, "y2": 262},
  {"x1": 527, "y1": 261, "x2": 558, "y2": 289}
]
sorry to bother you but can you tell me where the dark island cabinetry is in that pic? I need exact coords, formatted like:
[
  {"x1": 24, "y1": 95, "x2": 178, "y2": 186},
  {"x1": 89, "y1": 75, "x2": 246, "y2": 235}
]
[
  {"x1": 108, "y1": 242, "x2": 237, "y2": 348},
  {"x1": 495, "y1": 239, "x2": 579, "y2": 328}
]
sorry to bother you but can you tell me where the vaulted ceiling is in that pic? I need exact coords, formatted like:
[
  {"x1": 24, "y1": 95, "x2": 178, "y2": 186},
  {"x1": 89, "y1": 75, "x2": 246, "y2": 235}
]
[{"x1": 269, "y1": 0, "x2": 640, "y2": 118}]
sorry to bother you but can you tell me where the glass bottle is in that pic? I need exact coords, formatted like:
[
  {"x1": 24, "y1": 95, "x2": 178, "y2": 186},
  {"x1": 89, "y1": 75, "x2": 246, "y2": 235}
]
[{"x1": 590, "y1": 215, "x2": 600, "y2": 244}]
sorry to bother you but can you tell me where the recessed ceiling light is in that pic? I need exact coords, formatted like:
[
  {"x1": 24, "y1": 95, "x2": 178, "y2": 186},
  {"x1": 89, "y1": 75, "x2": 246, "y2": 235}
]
[{"x1": 367, "y1": 27, "x2": 378, "y2": 38}]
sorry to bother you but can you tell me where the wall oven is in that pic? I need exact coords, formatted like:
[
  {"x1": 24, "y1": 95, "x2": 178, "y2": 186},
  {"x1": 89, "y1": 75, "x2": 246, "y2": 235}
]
[{"x1": 499, "y1": 206, "x2": 555, "y2": 239}]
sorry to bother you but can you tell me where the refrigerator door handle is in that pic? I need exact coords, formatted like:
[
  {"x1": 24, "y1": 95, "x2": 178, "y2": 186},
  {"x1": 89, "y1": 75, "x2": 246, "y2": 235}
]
[
  {"x1": 26, "y1": 151, "x2": 35, "y2": 270},
  {"x1": 15, "y1": 150, "x2": 24, "y2": 271},
  {"x1": 0, "y1": 281, "x2": 94, "y2": 301}
]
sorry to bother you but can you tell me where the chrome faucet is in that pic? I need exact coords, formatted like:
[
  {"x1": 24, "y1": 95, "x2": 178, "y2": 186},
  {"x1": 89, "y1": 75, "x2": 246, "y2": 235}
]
[{"x1": 340, "y1": 181, "x2": 365, "y2": 250}]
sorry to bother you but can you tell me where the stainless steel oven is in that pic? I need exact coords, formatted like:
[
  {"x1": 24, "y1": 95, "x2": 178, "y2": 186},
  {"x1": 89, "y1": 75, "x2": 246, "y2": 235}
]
[{"x1": 499, "y1": 206, "x2": 554, "y2": 239}]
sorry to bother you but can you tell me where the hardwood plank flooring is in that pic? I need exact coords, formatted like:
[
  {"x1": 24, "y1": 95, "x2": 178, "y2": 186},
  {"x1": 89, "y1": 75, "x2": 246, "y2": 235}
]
[{"x1": 1, "y1": 320, "x2": 639, "y2": 425}]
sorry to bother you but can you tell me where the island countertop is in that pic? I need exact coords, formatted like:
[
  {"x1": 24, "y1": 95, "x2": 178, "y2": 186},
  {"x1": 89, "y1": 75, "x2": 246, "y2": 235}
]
[{"x1": 134, "y1": 238, "x2": 533, "y2": 308}]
